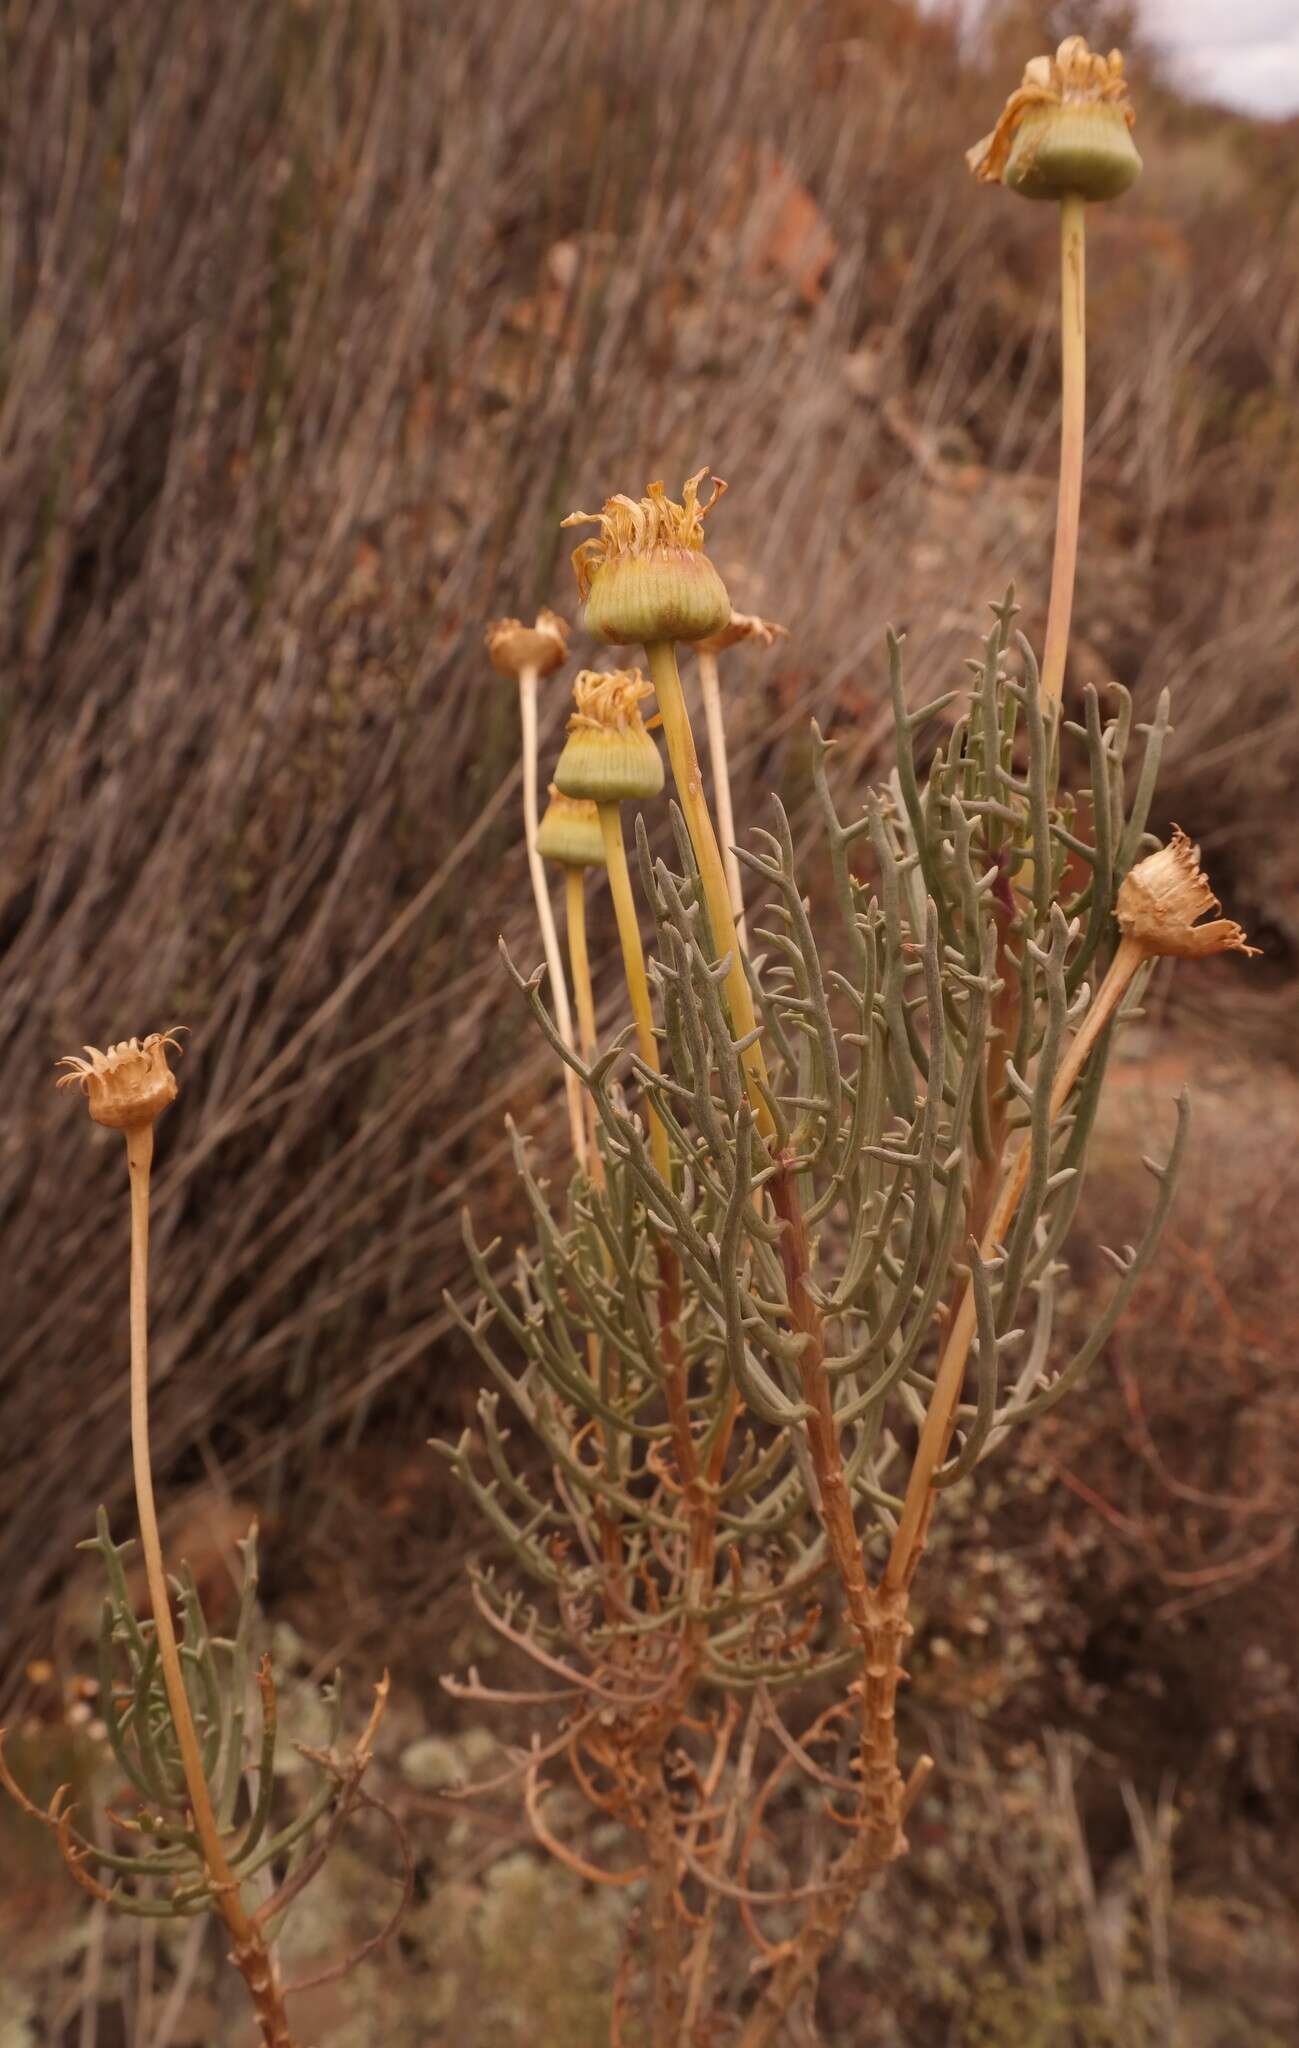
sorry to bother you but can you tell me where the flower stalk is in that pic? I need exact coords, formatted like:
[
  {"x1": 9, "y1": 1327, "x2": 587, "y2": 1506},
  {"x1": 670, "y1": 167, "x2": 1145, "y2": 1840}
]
[
  {"x1": 561, "y1": 472, "x2": 775, "y2": 1136},
  {"x1": 125, "y1": 1123, "x2": 295, "y2": 2046},
  {"x1": 520, "y1": 661, "x2": 587, "y2": 1169},
  {"x1": 696, "y1": 643, "x2": 747, "y2": 945},
  {"x1": 598, "y1": 801, "x2": 670, "y2": 1185},
  {"x1": 969, "y1": 37, "x2": 1141, "y2": 711},
  {"x1": 647, "y1": 638, "x2": 775, "y2": 1143},
  {"x1": 53, "y1": 1038, "x2": 297, "y2": 2047},
  {"x1": 1042, "y1": 191, "x2": 1086, "y2": 711},
  {"x1": 564, "y1": 863, "x2": 601, "y2": 1173},
  {"x1": 693, "y1": 613, "x2": 786, "y2": 951},
  {"x1": 487, "y1": 611, "x2": 588, "y2": 1169}
]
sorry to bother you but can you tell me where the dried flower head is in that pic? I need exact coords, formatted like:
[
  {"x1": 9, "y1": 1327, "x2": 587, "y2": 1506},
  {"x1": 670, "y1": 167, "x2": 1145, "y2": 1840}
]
[
  {"x1": 57, "y1": 1033, "x2": 183, "y2": 1131},
  {"x1": 968, "y1": 36, "x2": 1140, "y2": 202},
  {"x1": 562, "y1": 471, "x2": 731, "y2": 645},
  {"x1": 567, "y1": 669, "x2": 654, "y2": 731},
  {"x1": 485, "y1": 608, "x2": 569, "y2": 679},
  {"x1": 536, "y1": 785, "x2": 607, "y2": 869},
  {"x1": 554, "y1": 670, "x2": 664, "y2": 804},
  {"x1": 1117, "y1": 829, "x2": 1258, "y2": 960},
  {"x1": 696, "y1": 610, "x2": 788, "y2": 657}
]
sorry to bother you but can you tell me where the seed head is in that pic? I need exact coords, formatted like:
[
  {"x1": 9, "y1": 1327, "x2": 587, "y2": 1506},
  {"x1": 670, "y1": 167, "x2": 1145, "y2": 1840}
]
[
  {"x1": 536, "y1": 786, "x2": 607, "y2": 869},
  {"x1": 968, "y1": 37, "x2": 1141, "y2": 203},
  {"x1": 57, "y1": 1032, "x2": 183, "y2": 1131},
  {"x1": 562, "y1": 470, "x2": 731, "y2": 646},
  {"x1": 554, "y1": 670, "x2": 665, "y2": 805},
  {"x1": 1117, "y1": 830, "x2": 1257, "y2": 960},
  {"x1": 696, "y1": 610, "x2": 788, "y2": 657},
  {"x1": 485, "y1": 608, "x2": 569, "y2": 680}
]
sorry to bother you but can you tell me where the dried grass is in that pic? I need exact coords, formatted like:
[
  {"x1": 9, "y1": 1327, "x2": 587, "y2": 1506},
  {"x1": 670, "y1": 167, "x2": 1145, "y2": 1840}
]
[{"x1": 2, "y1": 0, "x2": 1296, "y2": 1682}]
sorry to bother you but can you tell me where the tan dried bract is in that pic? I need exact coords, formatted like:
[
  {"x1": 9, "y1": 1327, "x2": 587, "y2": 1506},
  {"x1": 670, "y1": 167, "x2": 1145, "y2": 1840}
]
[
  {"x1": 485, "y1": 607, "x2": 569, "y2": 679},
  {"x1": 562, "y1": 470, "x2": 726, "y2": 600},
  {"x1": 568, "y1": 668, "x2": 654, "y2": 734},
  {"x1": 1117, "y1": 829, "x2": 1258, "y2": 960},
  {"x1": 57, "y1": 1032, "x2": 183, "y2": 1131},
  {"x1": 696, "y1": 610, "x2": 788, "y2": 656},
  {"x1": 967, "y1": 36, "x2": 1136, "y2": 186}
]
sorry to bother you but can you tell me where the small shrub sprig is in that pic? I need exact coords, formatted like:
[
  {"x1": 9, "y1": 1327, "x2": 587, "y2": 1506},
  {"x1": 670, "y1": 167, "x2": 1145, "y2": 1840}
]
[
  {"x1": 441, "y1": 36, "x2": 1255, "y2": 2044},
  {"x1": 0, "y1": 1036, "x2": 407, "y2": 2047}
]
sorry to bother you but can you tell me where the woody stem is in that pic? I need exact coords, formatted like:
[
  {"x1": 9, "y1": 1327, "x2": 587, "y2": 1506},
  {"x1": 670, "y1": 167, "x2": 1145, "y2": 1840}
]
[
  {"x1": 125, "y1": 1126, "x2": 295, "y2": 2048},
  {"x1": 1041, "y1": 192, "x2": 1086, "y2": 712},
  {"x1": 696, "y1": 648, "x2": 748, "y2": 950},
  {"x1": 645, "y1": 639, "x2": 774, "y2": 1143},
  {"x1": 519, "y1": 663, "x2": 588, "y2": 1170}
]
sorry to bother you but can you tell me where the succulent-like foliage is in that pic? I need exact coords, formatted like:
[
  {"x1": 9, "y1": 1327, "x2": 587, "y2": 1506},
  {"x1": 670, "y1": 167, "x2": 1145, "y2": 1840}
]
[
  {"x1": 440, "y1": 591, "x2": 1219, "y2": 2040},
  {"x1": 0, "y1": 1512, "x2": 390, "y2": 1934}
]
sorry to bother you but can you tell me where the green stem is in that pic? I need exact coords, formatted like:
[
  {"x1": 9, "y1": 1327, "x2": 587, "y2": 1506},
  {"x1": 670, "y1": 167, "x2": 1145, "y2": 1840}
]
[
  {"x1": 644, "y1": 640, "x2": 774, "y2": 1143},
  {"x1": 597, "y1": 803, "x2": 671, "y2": 1185},
  {"x1": 696, "y1": 647, "x2": 748, "y2": 949},
  {"x1": 564, "y1": 862, "x2": 602, "y2": 1179}
]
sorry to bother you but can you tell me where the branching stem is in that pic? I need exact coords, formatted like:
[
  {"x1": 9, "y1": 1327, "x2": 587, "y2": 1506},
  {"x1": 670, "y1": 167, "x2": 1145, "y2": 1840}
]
[{"x1": 885, "y1": 932, "x2": 1145, "y2": 1594}]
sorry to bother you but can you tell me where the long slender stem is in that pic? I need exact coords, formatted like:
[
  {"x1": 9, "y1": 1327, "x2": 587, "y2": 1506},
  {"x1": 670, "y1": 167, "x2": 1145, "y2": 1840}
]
[
  {"x1": 565, "y1": 858, "x2": 624, "y2": 1586},
  {"x1": 597, "y1": 803, "x2": 671, "y2": 1184},
  {"x1": 125, "y1": 1127, "x2": 295, "y2": 2048},
  {"x1": 596, "y1": 802, "x2": 707, "y2": 1996},
  {"x1": 519, "y1": 664, "x2": 588, "y2": 1169},
  {"x1": 696, "y1": 648, "x2": 747, "y2": 950},
  {"x1": 1041, "y1": 192, "x2": 1086, "y2": 712},
  {"x1": 645, "y1": 640, "x2": 775, "y2": 1143},
  {"x1": 565, "y1": 863, "x2": 602, "y2": 1180},
  {"x1": 884, "y1": 933, "x2": 1144, "y2": 1595}
]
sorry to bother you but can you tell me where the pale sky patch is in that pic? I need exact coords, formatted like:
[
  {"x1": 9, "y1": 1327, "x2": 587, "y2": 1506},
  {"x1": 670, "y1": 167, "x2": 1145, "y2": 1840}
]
[
  {"x1": 1142, "y1": 0, "x2": 1299, "y2": 116},
  {"x1": 920, "y1": 0, "x2": 1299, "y2": 116}
]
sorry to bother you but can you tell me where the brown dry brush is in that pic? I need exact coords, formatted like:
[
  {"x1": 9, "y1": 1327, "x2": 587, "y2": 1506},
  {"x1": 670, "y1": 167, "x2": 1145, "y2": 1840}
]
[{"x1": 2, "y1": 0, "x2": 1296, "y2": 1687}]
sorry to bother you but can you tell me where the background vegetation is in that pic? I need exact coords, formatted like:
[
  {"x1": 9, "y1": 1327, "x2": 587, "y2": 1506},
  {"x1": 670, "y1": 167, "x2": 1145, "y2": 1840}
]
[{"x1": 2, "y1": 0, "x2": 1296, "y2": 2038}]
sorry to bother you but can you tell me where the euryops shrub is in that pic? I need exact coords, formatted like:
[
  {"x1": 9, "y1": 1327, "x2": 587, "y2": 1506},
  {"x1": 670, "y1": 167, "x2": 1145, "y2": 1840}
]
[{"x1": 437, "y1": 38, "x2": 1254, "y2": 2046}]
